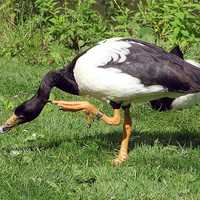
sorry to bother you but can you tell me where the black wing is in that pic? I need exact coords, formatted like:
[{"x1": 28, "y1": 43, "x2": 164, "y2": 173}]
[
  {"x1": 99, "y1": 39, "x2": 200, "y2": 93},
  {"x1": 150, "y1": 45, "x2": 184, "y2": 111}
]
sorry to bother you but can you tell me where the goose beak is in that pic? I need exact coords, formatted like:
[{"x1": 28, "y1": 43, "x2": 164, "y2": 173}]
[{"x1": 0, "y1": 114, "x2": 22, "y2": 134}]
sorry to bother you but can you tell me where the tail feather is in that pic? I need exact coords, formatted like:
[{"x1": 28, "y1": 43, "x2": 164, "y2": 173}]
[{"x1": 150, "y1": 46, "x2": 200, "y2": 111}]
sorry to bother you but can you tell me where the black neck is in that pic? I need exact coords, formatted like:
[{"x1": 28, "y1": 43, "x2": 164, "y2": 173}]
[
  {"x1": 35, "y1": 71, "x2": 58, "y2": 103},
  {"x1": 37, "y1": 69, "x2": 79, "y2": 102},
  {"x1": 14, "y1": 68, "x2": 79, "y2": 123}
]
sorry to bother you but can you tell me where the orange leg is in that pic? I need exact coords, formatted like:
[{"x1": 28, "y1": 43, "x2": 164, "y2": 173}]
[
  {"x1": 51, "y1": 100, "x2": 121, "y2": 125},
  {"x1": 113, "y1": 106, "x2": 132, "y2": 165}
]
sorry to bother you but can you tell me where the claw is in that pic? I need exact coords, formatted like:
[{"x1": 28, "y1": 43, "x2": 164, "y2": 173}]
[
  {"x1": 85, "y1": 112, "x2": 95, "y2": 128},
  {"x1": 84, "y1": 110, "x2": 103, "y2": 128}
]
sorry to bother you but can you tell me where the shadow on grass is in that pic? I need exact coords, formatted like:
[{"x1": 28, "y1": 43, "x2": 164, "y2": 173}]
[
  {"x1": 80, "y1": 129, "x2": 200, "y2": 152},
  {"x1": 1, "y1": 137, "x2": 73, "y2": 154},
  {"x1": 2, "y1": 129, "x2": 200, "y2": 154}
]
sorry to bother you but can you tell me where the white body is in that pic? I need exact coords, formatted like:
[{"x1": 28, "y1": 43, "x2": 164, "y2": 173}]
[
  {"x1": 74, "y1": 38, "x2": 200, "y2": 109},
  {"x1": 74, "y1": 38, "x2": 172, "y2": 103}
]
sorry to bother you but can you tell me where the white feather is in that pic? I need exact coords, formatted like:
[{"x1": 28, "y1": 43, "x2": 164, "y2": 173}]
[
  {"x1": 186, "y1": 59, "x2": 200, "y2": 68},
  {"x1": 0, "y1": 126, "x2": 4, "y2": 134},
  {"x1": 171, "y1": 93, "x2": 200, "y2": 110}
]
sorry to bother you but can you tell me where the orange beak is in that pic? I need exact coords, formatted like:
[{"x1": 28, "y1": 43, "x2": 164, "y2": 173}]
[{"x1": 0, "y1": 114, "x2": 22, "y2": 134}]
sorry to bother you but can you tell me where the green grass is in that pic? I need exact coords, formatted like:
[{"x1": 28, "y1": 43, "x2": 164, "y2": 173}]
[{"x1": 1, "y1": 57, "x2": 200, "y2": 200}]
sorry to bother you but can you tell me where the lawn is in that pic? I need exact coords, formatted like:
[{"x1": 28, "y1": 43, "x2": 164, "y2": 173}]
[{"x1": 0, "y1": 58, "x2": 200, "y2": 200}]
